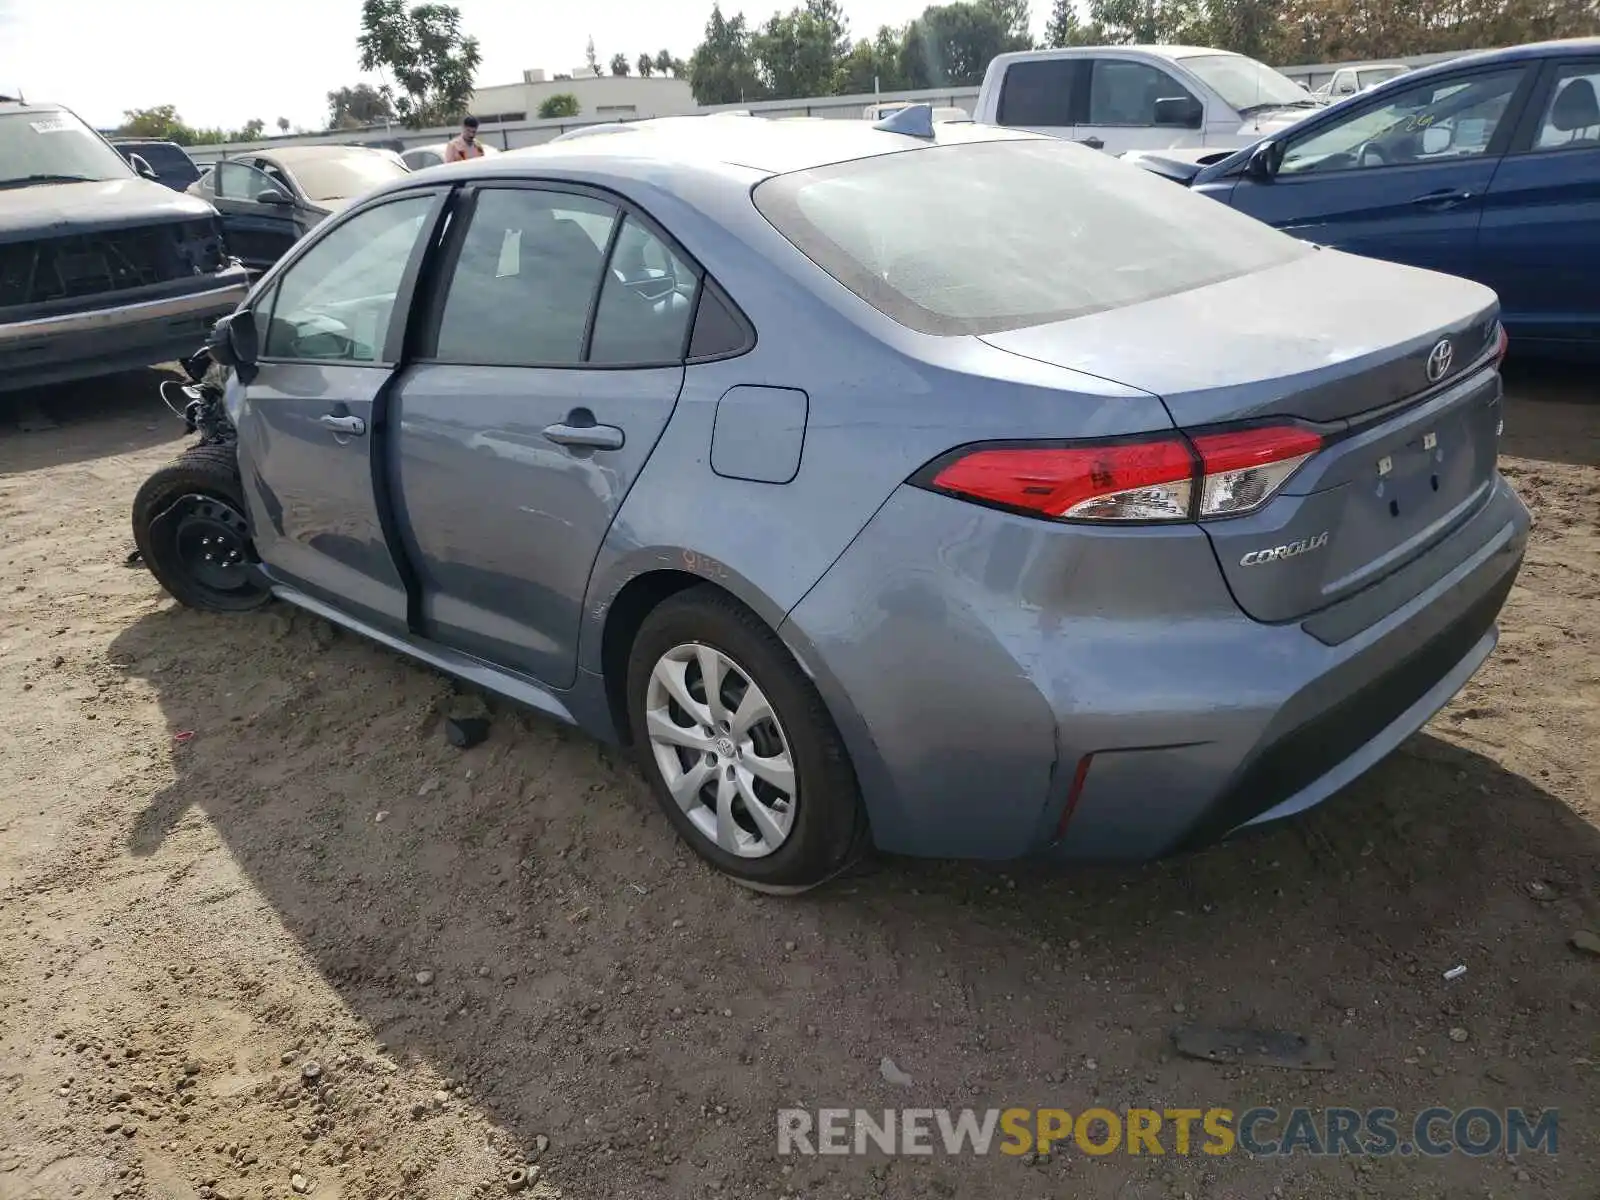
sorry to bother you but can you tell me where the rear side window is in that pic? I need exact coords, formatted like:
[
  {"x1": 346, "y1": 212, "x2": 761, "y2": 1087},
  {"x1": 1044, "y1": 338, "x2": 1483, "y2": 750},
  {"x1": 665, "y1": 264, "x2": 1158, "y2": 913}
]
[
  {"x1": 588, "y1": 215, "x2": 701, "y2": 365},
  {"x1": 434, "y1": 189, "x2": 617, "y2": 366},
  {"x1": 753, "y1": 138, "x2": 1310, "y2": 337},
  {"x1": 997, "y1": 59, "x2": 1084, "y2": 126}
]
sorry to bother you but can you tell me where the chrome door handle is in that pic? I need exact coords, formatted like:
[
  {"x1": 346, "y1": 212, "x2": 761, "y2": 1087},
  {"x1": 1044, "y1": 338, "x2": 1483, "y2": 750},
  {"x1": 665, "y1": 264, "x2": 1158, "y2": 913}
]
[
  {"x1": 318, "y1": 413, "x2": 366, "y2": 436},
  {"x1": 1410, "y1": 190, "x2": 1473, "y2": 209},
  {"x1": 543, "y1": 421, "x2": 624, "y2": 451}
]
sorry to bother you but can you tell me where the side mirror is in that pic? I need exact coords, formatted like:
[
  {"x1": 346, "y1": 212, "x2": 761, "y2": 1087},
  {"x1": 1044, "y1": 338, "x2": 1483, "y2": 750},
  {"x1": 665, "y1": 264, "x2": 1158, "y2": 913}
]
[
  {"x1": 128, "y1": 153, "x2": 158, "y2": 181},
  {"x1": 255, "y1": 187, "x2": 294, "y2": 207},
  {"x1": 1244, "y1": 141, "x2": 1282, "y2": 182},
  {"x1": 1153, "y1": 96, "x2": 1203, "y2": 129},
  {"x1": 208, "y1": 310, "x2": 260, "y2": 381},
  {"x1": 1421, "y1": 124, "x2": 1454, "y2": 155}
]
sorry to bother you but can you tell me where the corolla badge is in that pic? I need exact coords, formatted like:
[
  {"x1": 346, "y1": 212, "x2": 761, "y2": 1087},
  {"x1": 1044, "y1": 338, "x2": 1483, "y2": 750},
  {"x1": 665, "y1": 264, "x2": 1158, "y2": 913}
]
[
  {"x1": 1426, "y1": 338, "x2": 1454, "y2": 383},
  {"x1": 1240, "y1": 531, "x2": 1330, "y2": 567}
]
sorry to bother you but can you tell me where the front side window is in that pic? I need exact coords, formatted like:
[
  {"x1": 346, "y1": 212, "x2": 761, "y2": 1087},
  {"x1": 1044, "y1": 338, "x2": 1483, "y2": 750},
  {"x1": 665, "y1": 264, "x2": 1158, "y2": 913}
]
[
  {"x1": 1532, "y1": 66, "x2": 1600, "y2": 150},
  {"x1": 754, "y1": 138, "x2": 1309, "y2": 337},
  {"x1": 434, "y1": 189, "x2": 617, "y2": 367},
  {"x1": 215, "y1": 160, "x2": 282, "y2": 202},
  {"x1": 0, "y1": 108, "x2": 132, "y2": 187},
  {"x1": 1087, "y1": 60, "x2": 1196, "y2": 126},
  {"x1": 262, "y1": 194, "x2": 434, "y2": 362},
  {"x1": 1280, "y1": 69, "x2": 1526, "y2": 176},
  {"x1": 997, "y1": 59, "x2": 1083, "y2": 127}
]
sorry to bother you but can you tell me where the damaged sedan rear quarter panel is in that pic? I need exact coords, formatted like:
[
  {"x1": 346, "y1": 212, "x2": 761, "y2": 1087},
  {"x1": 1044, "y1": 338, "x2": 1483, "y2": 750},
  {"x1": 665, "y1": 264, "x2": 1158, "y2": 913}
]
[{"x1": 0, "y1": 99, "x2": 249, "y2": 393}]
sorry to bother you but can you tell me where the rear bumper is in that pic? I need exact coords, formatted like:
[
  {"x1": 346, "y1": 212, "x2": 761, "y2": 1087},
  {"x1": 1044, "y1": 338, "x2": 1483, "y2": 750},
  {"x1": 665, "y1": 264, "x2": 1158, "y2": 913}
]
[
  {"x1": 782, "y1": 474, "x2": 1530, "y2": 863},
  {"x1": 0, "y1": 270, "x2": 247, "y2": 393}
]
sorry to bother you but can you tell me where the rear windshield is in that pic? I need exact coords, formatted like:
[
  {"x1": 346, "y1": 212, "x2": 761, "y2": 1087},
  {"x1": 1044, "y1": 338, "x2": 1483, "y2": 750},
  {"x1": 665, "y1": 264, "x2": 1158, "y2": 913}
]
[{"x1": 753, "y1": 138, "x2": 1309, "y2": 336}]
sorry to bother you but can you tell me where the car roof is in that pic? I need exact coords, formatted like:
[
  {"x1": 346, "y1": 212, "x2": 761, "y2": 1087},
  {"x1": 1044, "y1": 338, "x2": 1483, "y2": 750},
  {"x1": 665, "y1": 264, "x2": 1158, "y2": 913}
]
[
  {"x1": 990, "y1": 44, "x2": 1243, "y2": 66},
  {"x1": 489, "y1": 114, "x2": 1039, "y2": 178}
]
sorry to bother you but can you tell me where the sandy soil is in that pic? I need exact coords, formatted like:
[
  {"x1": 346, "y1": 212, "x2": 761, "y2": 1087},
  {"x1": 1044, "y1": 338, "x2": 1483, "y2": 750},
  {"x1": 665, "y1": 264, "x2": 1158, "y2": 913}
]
[{"x1": 0, "y1": 362, "x2": 1596, "y2": 1200}]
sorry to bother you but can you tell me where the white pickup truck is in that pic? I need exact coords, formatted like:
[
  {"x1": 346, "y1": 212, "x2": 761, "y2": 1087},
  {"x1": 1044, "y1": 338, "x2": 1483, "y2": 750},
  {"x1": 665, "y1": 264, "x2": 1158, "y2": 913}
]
[{"x1": 973, "y1": 44, "x2": 1325, "y2": 157}]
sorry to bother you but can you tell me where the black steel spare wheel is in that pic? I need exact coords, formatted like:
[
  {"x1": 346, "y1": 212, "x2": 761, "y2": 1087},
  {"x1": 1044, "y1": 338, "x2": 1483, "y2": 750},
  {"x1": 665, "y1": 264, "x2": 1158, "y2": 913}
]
[
  {"x1": 167, "y1": 495, "x2": 252, "y2": 591},
  {"x1": 132, "y1": 445, "x2": 271, "y2": 612}
]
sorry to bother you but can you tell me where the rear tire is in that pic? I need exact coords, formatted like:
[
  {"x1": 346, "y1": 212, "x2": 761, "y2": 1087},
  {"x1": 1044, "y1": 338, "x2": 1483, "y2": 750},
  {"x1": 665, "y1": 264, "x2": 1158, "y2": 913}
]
[
  {"x1": 625, "y1": 586, "x2": 867, "y2": 892},
  {"x1": 131, "y1": 445, "x2": 270, "y2": 613}
]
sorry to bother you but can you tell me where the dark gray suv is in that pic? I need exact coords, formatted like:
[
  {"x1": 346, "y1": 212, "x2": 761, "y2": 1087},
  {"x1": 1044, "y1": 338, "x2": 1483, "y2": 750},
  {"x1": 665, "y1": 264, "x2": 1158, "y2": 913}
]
[{"x1": 0, "y1": 101, "x2": 248, "y2": 393}]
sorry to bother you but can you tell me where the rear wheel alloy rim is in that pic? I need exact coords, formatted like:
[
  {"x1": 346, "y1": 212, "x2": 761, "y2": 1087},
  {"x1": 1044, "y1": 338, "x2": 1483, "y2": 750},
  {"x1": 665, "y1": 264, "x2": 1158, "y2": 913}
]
[
  {"x1": 644, "y1": 642, "x2": 797, "y2": 859},
  {"x1": 170, "y1": 495, "x2": 254, "y2": 593}
]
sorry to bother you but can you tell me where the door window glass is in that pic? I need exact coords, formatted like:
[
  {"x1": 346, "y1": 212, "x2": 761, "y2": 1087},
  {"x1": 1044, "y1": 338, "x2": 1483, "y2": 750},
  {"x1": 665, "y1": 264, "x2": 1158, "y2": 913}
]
[
  {"x1": 1280, "y1": 69, "x2": 1525, "y2": 176},
  {"x1": 214, "y1": 160, "x2": 282, "y2": 201},
  {"x1": 262, "y1": 194, "x2": 433, "y2": 362},
  {"x1": 434, "y1": 189, "x2": 617, "y2": 367},
  {"x1": 1087, "y1": 60, "x2": 1196, "y2": 126},
  {"x1": 588, "y1": 216, "x2": 700, "y2": 365},
  {"x1": 1532, "y1": 67, "x2": 1600, "y2": 150},
  {"x1": 996, "y1": 59, "x2": 1083, "y2": 127}
]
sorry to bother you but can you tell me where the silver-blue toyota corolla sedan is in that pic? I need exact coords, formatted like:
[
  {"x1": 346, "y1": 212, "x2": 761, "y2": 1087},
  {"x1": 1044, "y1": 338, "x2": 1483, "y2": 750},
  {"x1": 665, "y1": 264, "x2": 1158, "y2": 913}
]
[{"x1": 131, "y1": 111, "x2": 1530, "y2": 892}]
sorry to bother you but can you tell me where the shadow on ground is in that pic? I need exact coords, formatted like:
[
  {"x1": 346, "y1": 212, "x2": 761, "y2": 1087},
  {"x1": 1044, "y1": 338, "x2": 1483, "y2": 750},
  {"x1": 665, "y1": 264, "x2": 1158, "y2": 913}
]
[
  {"x1": 0, "y1": 368, "x2": 185, "y2": 476},
  {"x1": 107, "y1": 594, "x2": 1600, "y2": 1198}
]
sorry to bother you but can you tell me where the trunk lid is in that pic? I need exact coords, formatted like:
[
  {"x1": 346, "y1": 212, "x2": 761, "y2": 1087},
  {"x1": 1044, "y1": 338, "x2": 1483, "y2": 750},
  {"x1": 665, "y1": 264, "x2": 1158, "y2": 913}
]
[{"x1": 981, "y1": 250, "x2": 1504, "y2": 623}]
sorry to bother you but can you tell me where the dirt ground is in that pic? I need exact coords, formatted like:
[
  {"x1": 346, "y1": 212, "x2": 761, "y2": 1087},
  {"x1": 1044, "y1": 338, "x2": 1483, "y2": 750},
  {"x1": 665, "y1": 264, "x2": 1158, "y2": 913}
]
[{"x1": 0, "y1": 361, "x2": 1596, "y2": 1200}]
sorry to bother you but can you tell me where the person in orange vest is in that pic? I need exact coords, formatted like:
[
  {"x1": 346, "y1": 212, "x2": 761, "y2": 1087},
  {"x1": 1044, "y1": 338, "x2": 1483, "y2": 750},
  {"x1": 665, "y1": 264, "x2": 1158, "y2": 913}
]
[{"x1": 444, "y1": 115, "x2": 485, "y2": 162}]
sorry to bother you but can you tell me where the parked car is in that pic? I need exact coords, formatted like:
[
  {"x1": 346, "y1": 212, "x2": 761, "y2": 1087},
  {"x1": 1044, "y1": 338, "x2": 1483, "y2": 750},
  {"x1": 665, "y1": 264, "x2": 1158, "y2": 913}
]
[
  {"x1": 974, "y1": 44, "x2": 1323, "y2": 154},
  {"x1": 110, "y1": 138, "x2": 203, "y2": 191},
  {"x1": 1312, "y1": 63, "x2": 1412, "y2": 100},
  {"x1": 1130, "y1": 39, "x2": 1600, "y2": 356},
  {"x1": 401, "y1": 141, "x2": 501, "y2": 170},
  {"x1": 188, "y1": 145, "x2": 410, "y2": 272},
  {"x1": 0, "y1": 100, "x2": 248, "y2": 393},
  {"x1": 132, "y1": 112, "x2": 1527, "y2": 891}
]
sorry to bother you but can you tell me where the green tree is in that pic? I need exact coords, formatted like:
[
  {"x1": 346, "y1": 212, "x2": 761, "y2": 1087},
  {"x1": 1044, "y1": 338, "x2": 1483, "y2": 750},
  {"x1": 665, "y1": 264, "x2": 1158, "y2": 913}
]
[
  {"x1": 1044, "y1": 0, "x2": 1087, "y2": 44},
  {"x1": 610, "y1": 52, "x2": 631, "y2": 75},
  {"x1": 983, "y1": 0, "x2": 1035, "y2": 43},
  {"x1": 118, "y1": 105, "x2": 186, "y2": 141},
  {"x1": 327, "y1": 83, "x2": 395, "y2": 128},
  {"x1": 899, "y1": 3, "x2": 1028, "y2": 89},
  {"x1": 537, "y1": 92, "x2": 581, "y2": 118},
  {"x1": 637, "y1": 52, "x2": 655, "y2": 76},
  {"x1": 276, "y1": 116, "x2": 290, "y2": 133},
  {"x1": 357, "y1": 0, "x2": 481, "y2": 128},
  {"x1": 238, "y1": 118, "x2": 266, "y2": 140},
  {"x1": 655, "y1": 49, "x2": 686, "y2": 77},
  {"x1": 688, "y1": 5, "x2": 766, "y2": 105},
  {"x1": 1086, "y1": 0, "x2": 1206, "y2": 44},
  {"x1": 752, "y1": 3, "x2": 848, "y2": 99},
  {"x1": 1201, "y1": 0, "x2": 1282, "y2": 59},
  {"x1": 835, "y1": 24, "x2": 908, "y2": 93}
]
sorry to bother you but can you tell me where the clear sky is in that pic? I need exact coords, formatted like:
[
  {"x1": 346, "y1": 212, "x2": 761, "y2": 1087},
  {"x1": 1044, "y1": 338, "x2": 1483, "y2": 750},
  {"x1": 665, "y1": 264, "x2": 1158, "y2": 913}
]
[{"x1": 0, "y1": 0, "x2": 1046, "y2": 132}]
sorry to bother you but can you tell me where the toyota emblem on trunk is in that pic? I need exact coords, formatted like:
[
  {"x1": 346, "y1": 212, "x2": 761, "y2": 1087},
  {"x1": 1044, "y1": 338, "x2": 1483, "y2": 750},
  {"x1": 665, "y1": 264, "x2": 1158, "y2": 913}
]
[{"x1": 1426, "y1": 338, "x2": 1454, "y2": 382}]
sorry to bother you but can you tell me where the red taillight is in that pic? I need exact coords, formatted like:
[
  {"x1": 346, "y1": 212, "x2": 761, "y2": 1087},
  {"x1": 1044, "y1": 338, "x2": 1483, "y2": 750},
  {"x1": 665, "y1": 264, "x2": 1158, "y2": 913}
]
[
  {"x1": 929, "y1": 438, "x2": 1195, "y2": 521},
  {"x1": 922, "y1": 424, "x2": 1322, "y2": 523},
  {"x1": 1493, "y1": 322, "x2": 1509, "y2": 365}
]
